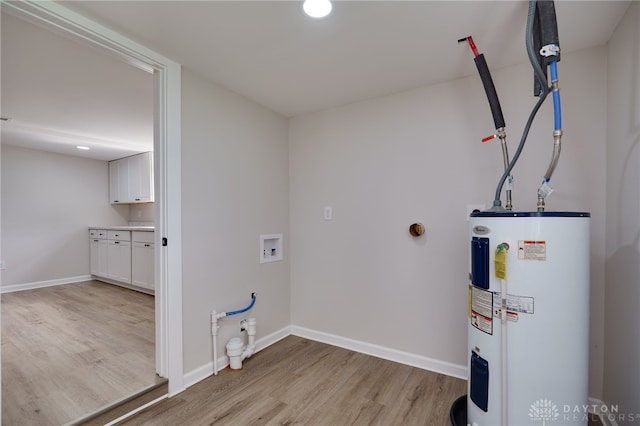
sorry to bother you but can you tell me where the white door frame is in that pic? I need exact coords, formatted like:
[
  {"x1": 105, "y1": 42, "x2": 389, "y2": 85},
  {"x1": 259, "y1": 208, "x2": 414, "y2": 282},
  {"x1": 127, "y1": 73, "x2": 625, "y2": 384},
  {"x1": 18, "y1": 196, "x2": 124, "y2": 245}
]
[{"x1": 2, "y1": 1, "x2": 185, "y2": 395}]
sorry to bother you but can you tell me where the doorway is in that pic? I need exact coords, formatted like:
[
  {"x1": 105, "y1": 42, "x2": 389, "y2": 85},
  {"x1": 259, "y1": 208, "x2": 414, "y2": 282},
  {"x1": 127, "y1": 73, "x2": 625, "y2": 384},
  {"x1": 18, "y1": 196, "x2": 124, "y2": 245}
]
[{"x1": 0, "y1": 0, "x2": 184, "y2": 422}]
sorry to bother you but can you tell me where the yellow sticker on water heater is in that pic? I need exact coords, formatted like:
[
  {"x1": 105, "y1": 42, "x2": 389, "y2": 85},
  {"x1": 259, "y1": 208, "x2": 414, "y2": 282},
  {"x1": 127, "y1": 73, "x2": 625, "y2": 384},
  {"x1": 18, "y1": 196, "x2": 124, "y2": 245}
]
[
  {"x1": 494, "y1": 248, "x2": 507, "y2": 279},
  {"x1": 518, "y1": 240, "x2": 547, "y2": 261}
]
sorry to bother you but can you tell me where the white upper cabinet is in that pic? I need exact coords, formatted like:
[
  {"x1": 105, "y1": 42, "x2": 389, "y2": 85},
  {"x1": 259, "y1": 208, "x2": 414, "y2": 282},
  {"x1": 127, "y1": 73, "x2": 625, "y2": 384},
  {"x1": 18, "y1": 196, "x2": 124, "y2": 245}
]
[
  {"x1": 128, "y1": 152, "x2": 153, "y2": 202},
  {"x1": 109, "y1": 159, "x2": 129, "y2": 204},
  {"x1": 109, "y1": 152, "x2": 153, "y2": 204}
]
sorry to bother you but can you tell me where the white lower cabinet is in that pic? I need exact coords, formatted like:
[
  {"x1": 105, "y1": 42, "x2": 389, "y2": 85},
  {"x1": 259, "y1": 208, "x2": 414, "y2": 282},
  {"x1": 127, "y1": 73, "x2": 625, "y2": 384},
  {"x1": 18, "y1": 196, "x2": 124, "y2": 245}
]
[
  {"x1": 132, "y1": 231, "x2": 154, "y2": 290},
  {"x1": 90, "y1": 228, "x2": 154, "y2": 292},
  {"x1": 107, "y1": 239, "x2": 132, "y2": 283},
  {"x1": 89, "y1": 234, "x2": 108, "y2": 277}
]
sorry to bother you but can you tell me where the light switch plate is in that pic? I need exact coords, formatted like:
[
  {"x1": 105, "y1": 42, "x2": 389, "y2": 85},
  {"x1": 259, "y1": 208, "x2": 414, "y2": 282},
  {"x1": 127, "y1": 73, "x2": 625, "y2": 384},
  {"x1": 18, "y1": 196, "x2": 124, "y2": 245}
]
[{"x1": 324, "y1": 206, "x2": 333, "y2": 221}]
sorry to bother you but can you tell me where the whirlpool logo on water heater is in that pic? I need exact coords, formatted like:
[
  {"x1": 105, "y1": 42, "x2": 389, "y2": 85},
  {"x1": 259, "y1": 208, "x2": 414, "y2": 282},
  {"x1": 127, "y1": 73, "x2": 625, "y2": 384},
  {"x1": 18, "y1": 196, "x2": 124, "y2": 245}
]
[
  {"x1": 529, "y1": 399, "x2": 560, "y2": 425},
  {"x1": 473, "y1": 225, "x2": 490, "y2": 235}
]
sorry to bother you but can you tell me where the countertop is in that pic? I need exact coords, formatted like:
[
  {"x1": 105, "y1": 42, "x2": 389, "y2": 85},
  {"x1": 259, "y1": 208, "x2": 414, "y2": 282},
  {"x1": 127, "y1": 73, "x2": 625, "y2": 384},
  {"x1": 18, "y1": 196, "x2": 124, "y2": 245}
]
[{"x1": 90, "y1": 226, "x2": 155, "y2": 231}]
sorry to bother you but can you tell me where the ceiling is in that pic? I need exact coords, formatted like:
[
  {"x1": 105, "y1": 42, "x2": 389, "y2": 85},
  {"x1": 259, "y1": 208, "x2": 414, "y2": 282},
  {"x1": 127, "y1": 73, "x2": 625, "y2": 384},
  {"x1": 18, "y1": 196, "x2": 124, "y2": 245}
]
[
  {"x1": 1, "y1": 10, "x2": 154, "y2": 161},
  {"x1": 1, "y1": 1, "x2": 631, "y2": 161}
]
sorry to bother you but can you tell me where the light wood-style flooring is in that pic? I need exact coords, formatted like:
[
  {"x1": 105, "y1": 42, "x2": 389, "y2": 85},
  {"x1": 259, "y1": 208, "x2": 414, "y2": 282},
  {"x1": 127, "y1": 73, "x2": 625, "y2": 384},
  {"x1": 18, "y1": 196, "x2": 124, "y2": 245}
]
[
  {"x1": 119, "y1": 335, "x2": 467, "y2": 426},
  {"x1": 1, "y1": 280, "x2": 158, "y2": 426}
]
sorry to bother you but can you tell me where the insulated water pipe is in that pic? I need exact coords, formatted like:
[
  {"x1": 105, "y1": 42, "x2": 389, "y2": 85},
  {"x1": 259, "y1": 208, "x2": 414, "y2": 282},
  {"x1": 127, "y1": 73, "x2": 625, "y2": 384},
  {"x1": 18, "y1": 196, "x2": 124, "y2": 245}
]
[
  {"x1": 460, "y1": 36, "x2": 513, "y2": 210},
  {"x1": 211, "y1": 293, "x2": 257, "y2": 375}
]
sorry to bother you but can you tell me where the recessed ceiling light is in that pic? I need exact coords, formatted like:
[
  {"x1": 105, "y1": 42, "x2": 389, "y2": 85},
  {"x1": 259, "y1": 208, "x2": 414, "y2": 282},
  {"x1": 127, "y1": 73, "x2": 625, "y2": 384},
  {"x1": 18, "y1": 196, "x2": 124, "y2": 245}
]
[
  {"x1": 76, "y1": 145, "x2": 91, "y2": 150},
  {"x1": 303, "y1": 0, "x2": 332, "y2": 18}
]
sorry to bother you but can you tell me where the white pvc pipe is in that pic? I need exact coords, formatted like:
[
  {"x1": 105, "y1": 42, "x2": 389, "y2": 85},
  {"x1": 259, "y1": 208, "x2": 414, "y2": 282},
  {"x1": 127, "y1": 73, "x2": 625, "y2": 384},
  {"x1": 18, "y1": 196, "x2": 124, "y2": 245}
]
[
  {"x1": 241, "y1": 318, "x2": 257, "y2": 361},
  {"x1": 213, "y1": 333, "x2": 218, "y2": 376},
  {"x1": 211, "y1": 293, "x2": 257, "y2": 375},
  {"x1": 224, "y1": 318, "x2": 258, "y2": 370},
  {"x1": 212, "y1": 312, "x2": 258, "y2": 374},
  {"x1": 226, "y1": 337, "x2": 244, "y2": 369},
  {"x1": 501, "y1": 278, "x2": 508, "y2": 426},
  {"x1": 211, "y1": 311, "x2": 226, "y2": 376}
]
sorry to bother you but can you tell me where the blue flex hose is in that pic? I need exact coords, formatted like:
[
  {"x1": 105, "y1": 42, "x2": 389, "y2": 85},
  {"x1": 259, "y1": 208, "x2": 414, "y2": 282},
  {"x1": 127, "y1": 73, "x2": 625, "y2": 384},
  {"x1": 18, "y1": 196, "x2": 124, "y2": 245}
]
[
  {"x1": 541, "y1": 59, "x2": 562, "y2": 185},
  {"x1": 549, "y1": 61, "x2": 562, "y2": 130},
  {"x1": 226, "y1": 293, "x2": 256, "y2": 316},
  {"x1": 550, "y1": 60, "x2": 561, "y2": 130}
]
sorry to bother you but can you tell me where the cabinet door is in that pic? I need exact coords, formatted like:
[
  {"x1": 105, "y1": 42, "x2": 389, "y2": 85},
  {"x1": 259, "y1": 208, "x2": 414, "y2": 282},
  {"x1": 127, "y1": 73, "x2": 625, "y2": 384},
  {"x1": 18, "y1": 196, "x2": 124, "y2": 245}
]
[
  {"x1": 109, "y1": 153, "x2": 153, "y2": 204},
  {"x1": 109, "y1": 160, "x2": 120, "y2": 203},
  {"x1": 132, "y1": 242, "x2": 154, "y2": 290},
  {"x1": 109, "y1": 158, "x2": 130, "y2": 204},
  {"x1": 107, "y1": 240, "x2": 132, "y2": 283},
  {"x1": 90, "y1": 237, "x2": 108, "y2": 277},
  {"x1": 129, "y1": 152, "x2": 154, "y2": 203}
]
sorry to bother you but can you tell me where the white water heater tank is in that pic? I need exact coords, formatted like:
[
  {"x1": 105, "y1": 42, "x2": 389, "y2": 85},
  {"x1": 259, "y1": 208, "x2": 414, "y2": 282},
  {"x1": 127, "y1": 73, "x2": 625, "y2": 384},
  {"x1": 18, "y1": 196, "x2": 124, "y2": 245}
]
[{"x1": 467, "y1": 211, "x2": 590, "y2": 425}]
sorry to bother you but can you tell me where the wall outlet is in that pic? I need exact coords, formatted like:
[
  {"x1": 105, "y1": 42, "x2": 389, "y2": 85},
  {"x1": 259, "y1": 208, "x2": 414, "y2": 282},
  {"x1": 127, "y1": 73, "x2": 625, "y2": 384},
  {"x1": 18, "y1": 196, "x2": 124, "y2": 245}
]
[{"x1": 466, "y1": 204, "x2": 486, "y2": 221}]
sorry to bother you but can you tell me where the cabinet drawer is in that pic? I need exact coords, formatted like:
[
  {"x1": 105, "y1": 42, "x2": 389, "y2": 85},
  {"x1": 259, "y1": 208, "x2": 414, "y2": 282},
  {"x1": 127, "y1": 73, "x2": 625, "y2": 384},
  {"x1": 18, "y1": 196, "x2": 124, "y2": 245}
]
[
  {"x1": 107, "y1": 230, "x2": 131, "y2": 241},
  {"x1": 132, "y1": 231, "x2": 154, "y2": 243},
  {"x1": 90, "y1": 229, "x2": 107, "y2": 239}
]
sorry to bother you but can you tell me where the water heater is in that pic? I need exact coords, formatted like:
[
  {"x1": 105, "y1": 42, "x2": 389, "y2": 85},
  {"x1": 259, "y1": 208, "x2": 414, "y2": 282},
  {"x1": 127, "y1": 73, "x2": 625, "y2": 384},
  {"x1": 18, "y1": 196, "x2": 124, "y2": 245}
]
[{"x1": 467, "y1": 211, "x2": 590, "y2": 425}]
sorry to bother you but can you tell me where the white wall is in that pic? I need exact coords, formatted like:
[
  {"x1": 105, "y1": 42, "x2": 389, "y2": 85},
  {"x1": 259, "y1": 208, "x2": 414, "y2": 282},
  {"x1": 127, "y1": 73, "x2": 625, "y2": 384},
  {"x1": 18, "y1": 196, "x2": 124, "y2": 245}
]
[
  {"x1": 181, "y1": 69, "x2": 290, "y2": 376},
  {"x1": 604, "y1": 1, "x2": 640, "y2": 418},
  {"x1": 290, "y1": 47, "x2": 607, "y2": 394},
  {"x1": 0, "y1": 144, "x2": 129, "y2": 287},
  {"x1": 129, "y1": 203, "x2": 154, "y2": 224}
]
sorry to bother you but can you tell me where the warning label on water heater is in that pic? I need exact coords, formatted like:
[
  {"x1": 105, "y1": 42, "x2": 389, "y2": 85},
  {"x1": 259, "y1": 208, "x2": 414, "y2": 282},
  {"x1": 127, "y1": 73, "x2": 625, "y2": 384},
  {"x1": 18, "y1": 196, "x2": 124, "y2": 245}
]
[
  {"x1": 470, "y1": 286, "x2": 493, "y2": 335},
  {"x1": 518, "y1": 240, "x2": 546, "y2": 261},
  {"x1": 492, "y1": 292, "x2": 535, "y2": 316}
]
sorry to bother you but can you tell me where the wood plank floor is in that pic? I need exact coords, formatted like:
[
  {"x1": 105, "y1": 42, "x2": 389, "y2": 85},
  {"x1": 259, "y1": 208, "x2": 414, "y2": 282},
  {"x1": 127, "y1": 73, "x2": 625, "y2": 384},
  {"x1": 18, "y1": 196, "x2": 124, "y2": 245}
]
[
  {"x1": 119, "y1": 336, "x2": 467, "y2": 426},
  {"x1": 1, "y1": 280, "x2": 158, "y2": 426}
]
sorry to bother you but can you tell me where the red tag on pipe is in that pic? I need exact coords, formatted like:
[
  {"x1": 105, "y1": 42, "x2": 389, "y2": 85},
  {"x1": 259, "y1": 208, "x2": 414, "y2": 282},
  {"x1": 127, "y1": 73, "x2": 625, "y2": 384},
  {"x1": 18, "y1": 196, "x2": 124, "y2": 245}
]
[
  {"x1": 482, "y1": 134, "x2": 497, "y2": 143},
  {"x1": 467, "y1": 36, "x2": 480, "y2": 58}
]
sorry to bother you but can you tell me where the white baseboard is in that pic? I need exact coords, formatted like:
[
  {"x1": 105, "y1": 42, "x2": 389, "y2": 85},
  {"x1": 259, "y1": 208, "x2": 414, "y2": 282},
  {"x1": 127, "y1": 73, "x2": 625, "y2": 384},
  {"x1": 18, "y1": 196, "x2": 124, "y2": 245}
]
[
  {"x1": 182, "y1": 325, "x2": 291, "y2": 389},
  {"x1": 92, "y1": 276, "x2": 154, "y2": 295},
  {"x1": 291, "y1": 325, "x2": 468, "y2": 380},
  {"x1": 1, "y1": 275, "x2": 92, "y2": 293},
  {"x1": 184, "y1": 324, "x2": 469, "y2": 392},
  {"x1": 185, "y1": 327, "x2": 615, "y2": 425}
]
